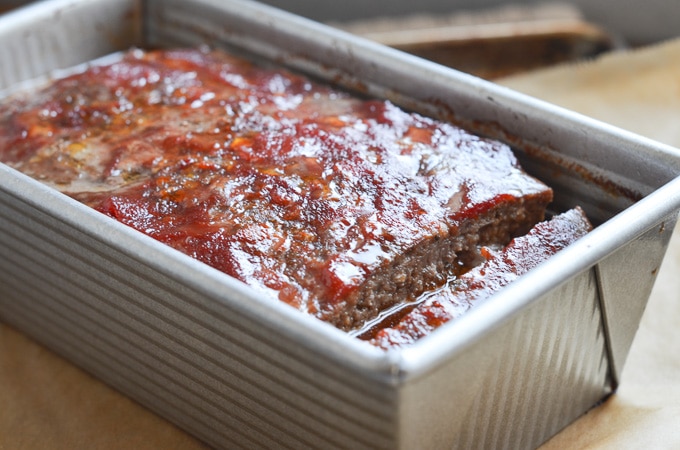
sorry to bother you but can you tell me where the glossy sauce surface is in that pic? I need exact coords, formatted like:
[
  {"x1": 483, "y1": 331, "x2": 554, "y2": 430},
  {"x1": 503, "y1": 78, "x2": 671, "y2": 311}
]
[
  {"x1": 366, "y1": 207, "x2": 592, "y2": 348},
  {"x1": 0, "y1": 48, "x2": 551, "y2": 323}
]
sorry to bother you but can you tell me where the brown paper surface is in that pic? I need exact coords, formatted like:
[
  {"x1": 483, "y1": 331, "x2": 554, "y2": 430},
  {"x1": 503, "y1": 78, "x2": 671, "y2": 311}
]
[
  {"x1": 500, "y1": 38, "x2": 680, "y2": 449},
  {"x1": 1, "y1": 38, "x2": 680, "y2": 449},
  {"x1": 0, "y1": 326, "x2": 208, "y2": 449}
]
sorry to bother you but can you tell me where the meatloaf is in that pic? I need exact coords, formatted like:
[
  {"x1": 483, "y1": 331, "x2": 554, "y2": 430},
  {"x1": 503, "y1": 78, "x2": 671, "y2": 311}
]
[
  {"x1": 363, "y1": 207, "x2": 593, "y2": 348},
  {"x1": 0, "y1": 47, "x2": 553, "y2": 331}
]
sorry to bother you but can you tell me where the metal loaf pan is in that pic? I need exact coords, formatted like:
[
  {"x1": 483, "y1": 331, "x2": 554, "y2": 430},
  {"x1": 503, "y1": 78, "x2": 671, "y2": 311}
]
[{"x1": 1, "y1": 0, "x2": 680, "y2": 448}]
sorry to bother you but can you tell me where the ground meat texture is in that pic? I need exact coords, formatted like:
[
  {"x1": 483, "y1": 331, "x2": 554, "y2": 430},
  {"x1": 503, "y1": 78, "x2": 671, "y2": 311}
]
[
  {"x1": 363, "y1": 207, "x2": 592, "y2": 348},
  {"x1": 0, "y1": 47, "x2": 553, "y2": 331}
]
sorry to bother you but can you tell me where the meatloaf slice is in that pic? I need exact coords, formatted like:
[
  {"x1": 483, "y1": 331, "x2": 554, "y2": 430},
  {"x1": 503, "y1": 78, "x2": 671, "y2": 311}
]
[
  {"x1": 0, "y1": 47, "x2": 552, "y2": 331},
  {"x1": 363, "y1": 207, "x2": 592, "y2": 348}
]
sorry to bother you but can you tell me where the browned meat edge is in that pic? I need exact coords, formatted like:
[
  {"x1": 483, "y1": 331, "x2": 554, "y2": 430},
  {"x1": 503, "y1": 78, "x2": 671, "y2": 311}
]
[
  {"x1": 333, "y1": 192, "x2": 553, "y2": 330},
  {"x1": 364, "y1": 207, "x2": 592, "y2": 347}
]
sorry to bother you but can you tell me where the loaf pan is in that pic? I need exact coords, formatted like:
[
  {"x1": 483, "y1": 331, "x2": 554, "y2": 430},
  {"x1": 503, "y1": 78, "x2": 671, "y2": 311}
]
[{"x1": 1, "y1": 0, "x2": 680, "y2": 448}]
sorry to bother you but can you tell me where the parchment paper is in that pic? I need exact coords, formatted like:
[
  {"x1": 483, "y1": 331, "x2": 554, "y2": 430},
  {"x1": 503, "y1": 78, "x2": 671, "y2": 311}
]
[
  {"x1": 1, "y1": 38, "x2": 680, "y2": 450},
  {"x1": 499, "y1": 38, "x2": 680, "y2": 449}
]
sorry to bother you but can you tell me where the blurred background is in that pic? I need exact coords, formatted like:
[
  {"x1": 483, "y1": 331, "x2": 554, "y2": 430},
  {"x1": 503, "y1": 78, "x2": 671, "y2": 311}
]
[
  {"x1": 1, "y1": 1, "x2": 678, "y2": 80},
  {"x1": 262, "y1": 0, "x2": 678, "y2": 46},
  {"x1": 260, "y1": 0, "x2": 680, "y2": 79}
]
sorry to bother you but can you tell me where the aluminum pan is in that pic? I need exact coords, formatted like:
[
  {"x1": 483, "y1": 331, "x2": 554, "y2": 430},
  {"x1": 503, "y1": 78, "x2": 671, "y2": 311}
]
[
  {"x1": 1, "y1": 0, "x2": 680, "y2": 448},
  {"x1": 144, "y1": 0, "x2": 680, "y2": 378},
  {"x1": 0, "y1": 0, "x2": 141, "y2": 89}
]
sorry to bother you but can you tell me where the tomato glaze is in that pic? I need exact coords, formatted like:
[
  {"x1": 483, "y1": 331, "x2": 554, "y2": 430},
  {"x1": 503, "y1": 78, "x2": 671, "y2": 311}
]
[
  {"x1": 0, "y1": 48, "x2": 551, "y2": 324},
  {"x1": 366, "y1": 207, "x2": 592, "y2": 348}
]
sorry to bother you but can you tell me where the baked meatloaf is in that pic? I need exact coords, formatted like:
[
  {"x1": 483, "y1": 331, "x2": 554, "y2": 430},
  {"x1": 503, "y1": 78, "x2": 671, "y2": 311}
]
[
  {"x1": 0, "y1": 47, "x2": 553, "y2": 331},
  {"x1": 363, "y1": 207, "x2": 592, "y2": 348}
]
